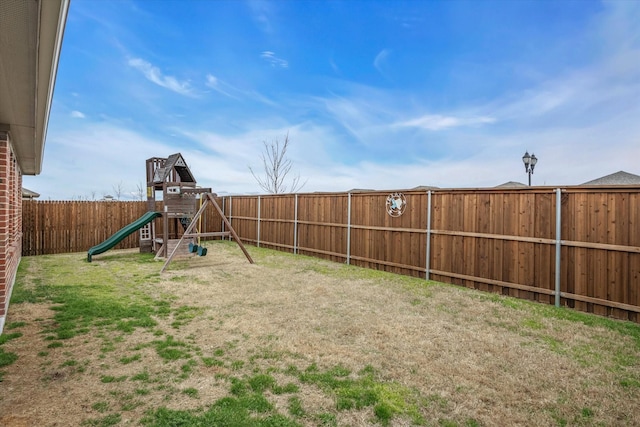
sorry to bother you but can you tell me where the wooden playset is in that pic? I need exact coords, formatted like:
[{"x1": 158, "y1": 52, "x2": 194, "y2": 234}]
[
  {"x1": 142, "y1": 153, "x2": 253, "y2": 270},
  {"x1": 87, "y1": 152, "x2": 252, "y2": 268}
]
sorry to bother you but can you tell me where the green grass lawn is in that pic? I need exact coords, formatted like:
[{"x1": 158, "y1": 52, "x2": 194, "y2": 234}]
[{"x1": 1, "y1": 241, "x2": 639, "y2": 426}]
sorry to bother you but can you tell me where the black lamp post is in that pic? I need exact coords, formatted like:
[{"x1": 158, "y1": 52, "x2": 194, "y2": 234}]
[{"x1": 522, "y1": 151, "x2": 538, "y2": 186}]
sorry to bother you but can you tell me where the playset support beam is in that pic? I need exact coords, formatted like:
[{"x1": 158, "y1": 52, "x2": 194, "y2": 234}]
[{"x1": 161, "y1": 193, "x2": 254, "y2": 272}]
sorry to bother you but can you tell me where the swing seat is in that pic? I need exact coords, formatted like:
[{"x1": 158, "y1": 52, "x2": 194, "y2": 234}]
[
  {"x1": 197, "y1": 246, "x2": 207, "y2": 256},
  {"x1": 188, "y1": 242, "x2": 199, "y2": 253}
]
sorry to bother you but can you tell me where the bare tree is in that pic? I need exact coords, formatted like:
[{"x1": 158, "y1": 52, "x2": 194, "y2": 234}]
[
  {"x1": 112, "y1": 181, "x2": 125, "y2": 200},
  {"x1": 249, "y1": 132, "x2": 306, "y2": 194},
  {"x1": 133, "y1": 182, "x2": 145, "y2": 201}
]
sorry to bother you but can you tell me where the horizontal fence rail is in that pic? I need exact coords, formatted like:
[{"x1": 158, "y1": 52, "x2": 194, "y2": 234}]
[{"x1": 22, "y1": 186, "x2": 640, "y2": 322}]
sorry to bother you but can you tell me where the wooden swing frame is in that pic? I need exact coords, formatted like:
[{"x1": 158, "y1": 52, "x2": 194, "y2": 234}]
[{"x1": 161, "y1": 192, "x2": 254, "y2": 272}]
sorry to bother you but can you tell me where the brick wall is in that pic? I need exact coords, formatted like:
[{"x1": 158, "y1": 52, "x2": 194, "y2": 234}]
[{"x1": 0, "y1": 131, "x2": 22, "y2": 335}]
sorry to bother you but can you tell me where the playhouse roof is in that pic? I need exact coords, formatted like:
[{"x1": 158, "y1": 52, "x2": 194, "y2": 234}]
[{"x1": 153, "y1": 153, "x2": 196, "y2": 184}]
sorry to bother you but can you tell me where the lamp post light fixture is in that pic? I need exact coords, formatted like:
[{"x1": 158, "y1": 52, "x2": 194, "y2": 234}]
[{"x1": 522, "y1": 151, "x2": 538, "y2": 186}]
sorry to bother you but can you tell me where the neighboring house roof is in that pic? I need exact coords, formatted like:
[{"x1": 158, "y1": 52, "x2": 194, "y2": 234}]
[
  {"x1": 581, "y1": 171, "x2": 640, "y2": 186},
  {"x1": 411, "y1": 185, "x2": 440, "y2": 191},
  {"x1": 22, "y1": 187, "x2": 40, "y2": 199},
  {"x1": 0, "y1": 0, "x2": 69, "y2": 175},
  {"x1": 495, "y1": 181, "x2": 528, "y2": 188}
]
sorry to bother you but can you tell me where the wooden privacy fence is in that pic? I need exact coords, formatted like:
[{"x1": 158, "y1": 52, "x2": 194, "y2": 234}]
[
  {"x1": 221, "y1": 187, "x2": 640, "y2": 322},
  {"x1": 22, "y1": 187, "x2": 640, "y2": 321},
  {"x1": 21, "y1": 200, "x2": 224, "y2": 256}
]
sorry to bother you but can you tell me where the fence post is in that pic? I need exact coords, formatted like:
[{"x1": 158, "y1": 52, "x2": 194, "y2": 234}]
[
  {"x1": 346, "y1": 192, "x2": 352, "y2": 265},
  {"x1": 228, "y1": 196, "x2": 232, "y2": 241},
  {"x1": 555, "y1": 188, "x2": 562, "y2": 308},
  {"x1": 294, "y1": 194, "x2": 298, "y2": 254},
  {"x1": 221, "y1": 197, "x2": 225, "y2": 238},
  {"x1": 426, "y1": 190, "x2": 432, "y2": 281},
  {"x1": 257, "y1": 195, "x2": 261, "y2": 247}
]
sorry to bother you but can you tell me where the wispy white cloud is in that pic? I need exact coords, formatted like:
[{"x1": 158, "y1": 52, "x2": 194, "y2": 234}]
[
  {"x1": 329, "y1": 57, "x2": 340, "y2": 74},
  {"x1": 205, "y1": 74, "x2": 218, "y2": 86},
  {"x1": 483, "y1": 2, "x2": 640, "y2": 126},
  {"x1": 484, "y1": 77, "x2": 592, "y2": 123},
  {"x1": 70, "y1": 110, "x2": 85, "y2": 119},
  {"x1": 205, "y1": 74, "x2": 241, "y2": 100},
  {"x1": 128, "y1": 57, "x2": 194, "y2": 96},
  {"x1": 204, "y1": 73, "x2": 276, "y2": 106},
  {"x1": 261, "y1": 51, "x2": 289, "y2": 68},
  {"x1": 205, "y1": 74, "x2": 219, "y2": 87},
  {"x1": 319, "y1": 94, "x2": 386, "y2": 143},
  {"x1": 246, "y1": 91, "x2": 279, "y2": 107},
  {"x1": 248, "y1": 0, "x2": 274, "y2": 34},
  {"x1": 396, "y1": 114, "x2": 496, "y2": 131},
  {"x1": 394, "y1": 15, "x2": 423, "y2": 30},
  {"x1": 597, "y1": 0, "x2": 640, "y2": 55},
  {"x1": 205, "y1": 74, "x2": 230, "y2": 97},
  {"x1": 373, "y1": 48, "x2": 391, "y2": 74}
]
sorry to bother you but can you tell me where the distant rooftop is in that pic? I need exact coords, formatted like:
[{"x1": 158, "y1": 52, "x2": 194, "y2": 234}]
[
  {"x1": 22, "y1": 187, "x2": 40, "y2": 199},
  {"x1": 581, "y1": 171, "x2": 640, "y2": 186},
  {"x1": 412, "y1": 185, "x2": 440, "y2": 191},
  {"x1": 347, "y1": 188, "x2": 376, "y2": 193},
  {"x1": 495, "y1": 181, "x2": 528, "y2": 188}
]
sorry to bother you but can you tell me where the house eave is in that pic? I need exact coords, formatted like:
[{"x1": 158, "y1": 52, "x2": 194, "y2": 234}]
[{"x1": 0, "y1": 0, "x2": 69, "y2": 175}]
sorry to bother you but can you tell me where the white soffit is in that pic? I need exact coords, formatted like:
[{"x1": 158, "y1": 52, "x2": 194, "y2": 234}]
[{"x1": 0, "y1": 0, "x2": 69, "y2": 175}]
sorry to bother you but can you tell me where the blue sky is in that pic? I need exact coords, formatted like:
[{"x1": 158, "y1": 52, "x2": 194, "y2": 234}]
[{"x1": 25, "y1": 0, "x2": 640, "y2": 199}]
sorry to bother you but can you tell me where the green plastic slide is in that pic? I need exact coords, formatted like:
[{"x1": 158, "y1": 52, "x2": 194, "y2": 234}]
[{"x1": 87, "y1": 211, "x2": 162, "y2": 262}]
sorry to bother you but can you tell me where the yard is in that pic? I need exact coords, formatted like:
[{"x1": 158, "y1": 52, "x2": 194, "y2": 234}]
[{"x1": 0, "y1": 241, "x2": 639, "y2": 426}]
